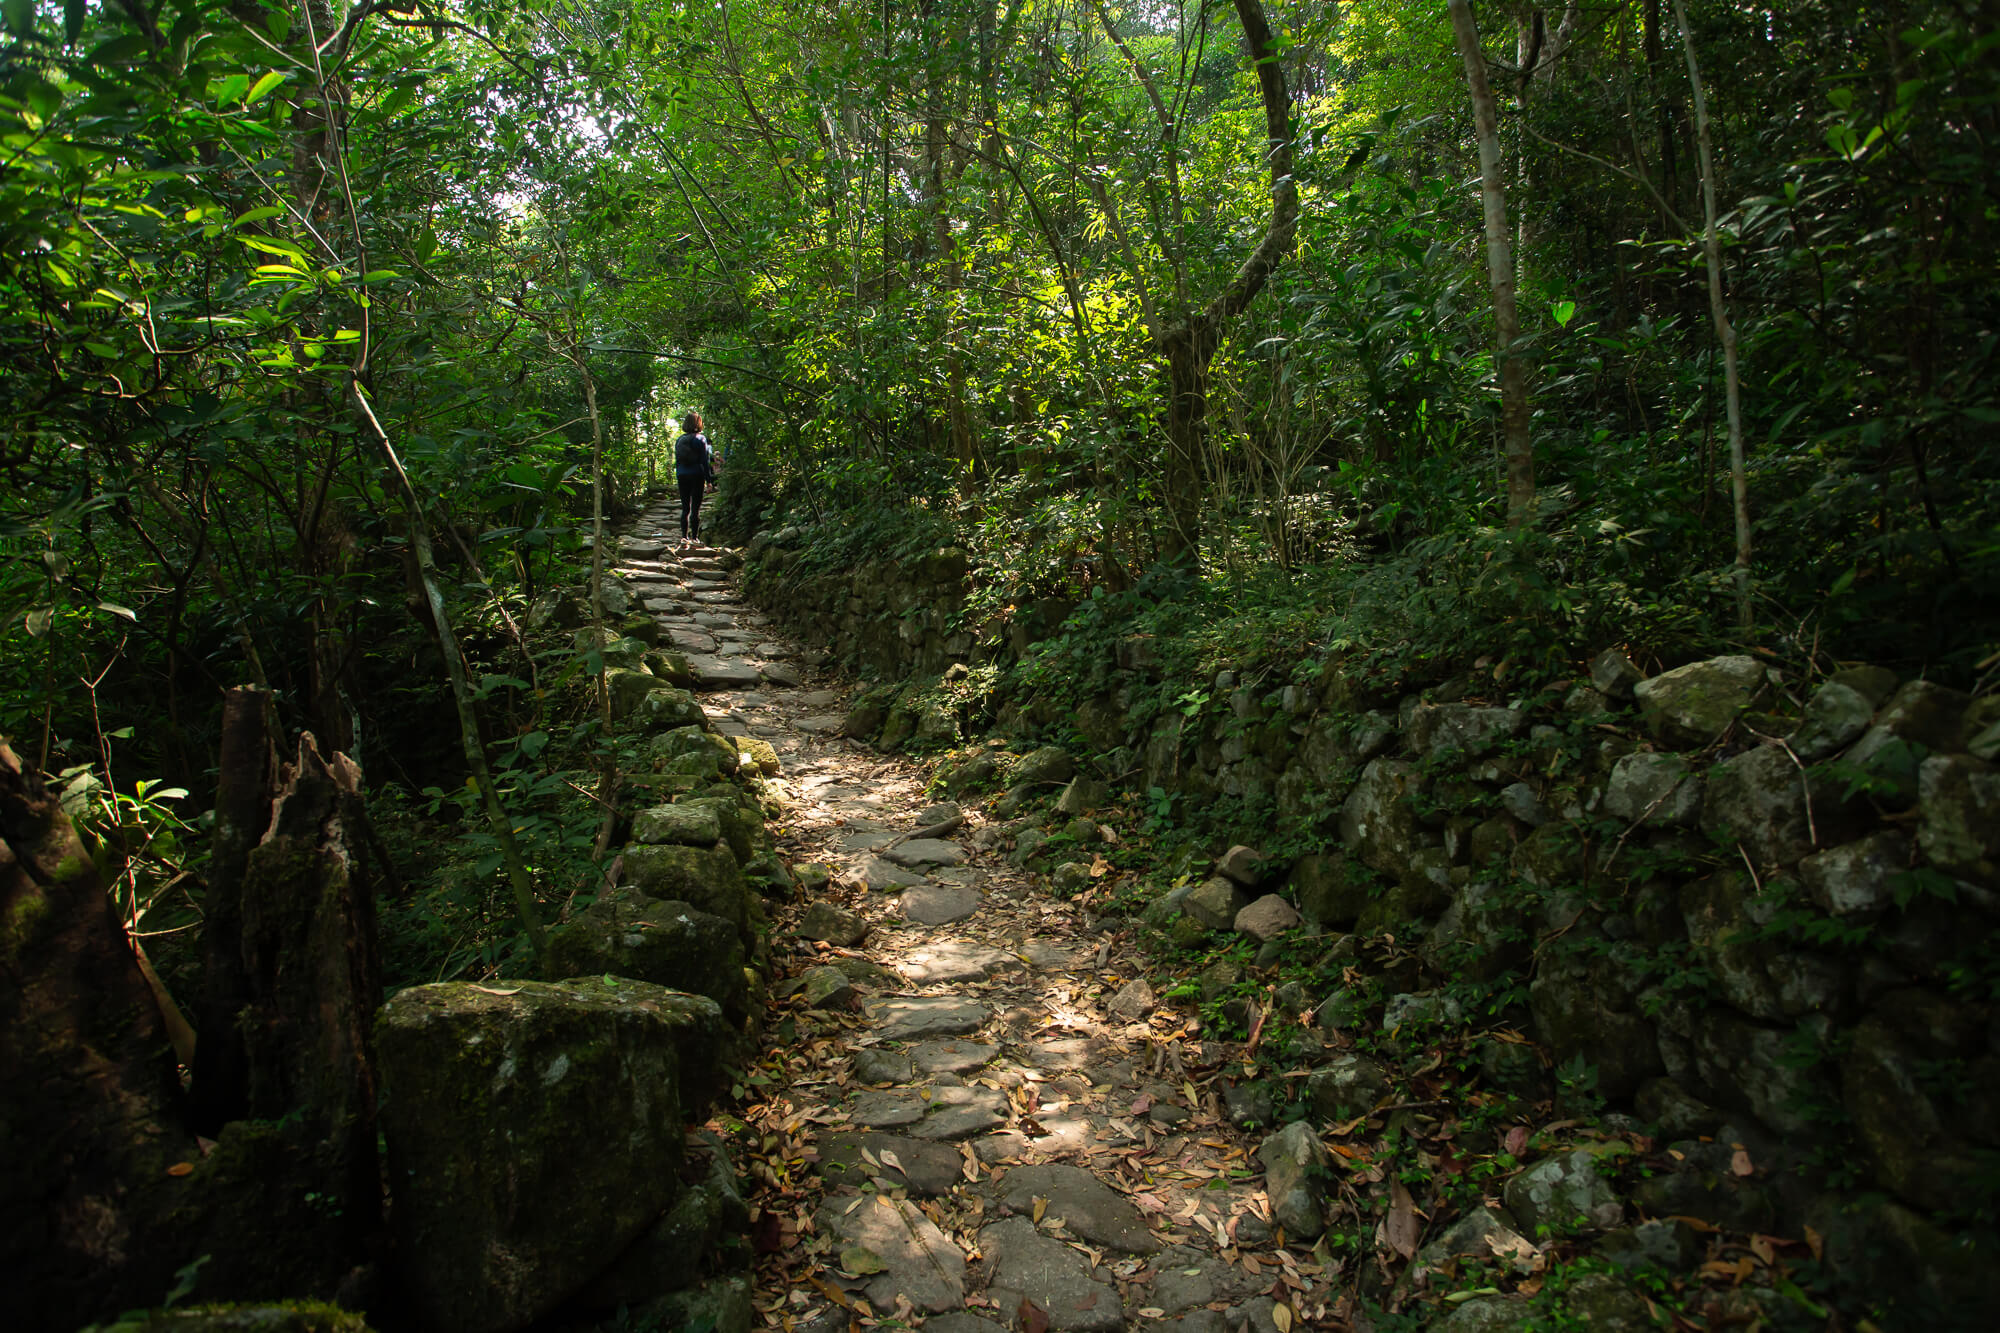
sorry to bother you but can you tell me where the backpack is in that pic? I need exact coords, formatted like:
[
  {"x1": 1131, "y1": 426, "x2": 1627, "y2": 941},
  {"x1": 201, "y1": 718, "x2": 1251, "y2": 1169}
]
[{"x1": 675, "y1": 432, "x2": 711, "y2": 477}]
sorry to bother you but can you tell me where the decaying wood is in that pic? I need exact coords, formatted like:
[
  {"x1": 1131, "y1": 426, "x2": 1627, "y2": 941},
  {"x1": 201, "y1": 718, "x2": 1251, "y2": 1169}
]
[{"x1": 239, "y1": 733, "x2": 384, "y2": 1236}]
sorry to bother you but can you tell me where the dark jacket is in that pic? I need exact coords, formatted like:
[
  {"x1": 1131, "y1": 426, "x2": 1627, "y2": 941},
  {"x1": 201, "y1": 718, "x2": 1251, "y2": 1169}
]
[{"x1": 674, "y1": 432, "x2": 713, "y2": 478}]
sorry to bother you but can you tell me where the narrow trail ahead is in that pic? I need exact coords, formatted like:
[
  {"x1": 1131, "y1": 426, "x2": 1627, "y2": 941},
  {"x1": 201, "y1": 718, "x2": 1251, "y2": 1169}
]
[{"x1": 612, "y1": 500, "x2": 1341, "y2": 1333}]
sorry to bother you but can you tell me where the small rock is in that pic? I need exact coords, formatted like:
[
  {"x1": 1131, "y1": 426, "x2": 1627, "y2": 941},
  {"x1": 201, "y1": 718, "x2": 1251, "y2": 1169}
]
[
  {"x1": 796, "y1": 901, "x2": 868, "y2": 947},
  {"x1": 1050, "y1": 861, "x2": 1093, "y2": 894},
  {"x1": 1304, "y1": 1053, "x2": 1389, "y2": 1121},
  {"x1": 1600, "y1": 1218, "x2": 1701, "y2": 1272},
  {"x1": 1256, "y1": 1121, "x2": 1330, "y2": 1240},
  {"x1": 1590, "y1": 650, "x2": 1644, "y2": 699},
  {"x1": 1417, "y1": 1207, "x2": 1535, "y2": 1272},
  {"x1": 1560, "y1": 1271, "x2": 1655, "y2": 1332},
  {"x1": 1012, "y1": 746, "x2": 1076, "y2": 788},
  {"x1": 1409, "y1": 703, "x2": 1526, "y2": 758},
  {"x1": 1502, "y1": 1150, "x2": 1623, "y2": 1235},
  {"x1": 1786, "y1": 681, "x2": 1875, "y2": 761},
  {"x1": 915, "y1": 801, "x2": 963, "y2": 826},
  {"x1": 1382, "y1": 990, "x2": 1463, "y2": 1031},
  {"x1": 1224, "y1": 1081, "x2": 1276, "y2": 1129},
  {"x1": 1918, "y1": 754, "x2": 1999, "y2": 882},
  {"x1": 1499, "y1": 782, "x2": 1551, "y2": 827},
  {"x1": 1216, "y1": 845, "x2": 1269, "y2": 886},
  {"x1": 1107, "y1": 978, "x2": 1157, "y2": 1021},
  {"x1": 1800, "y1": 830, "x2": 1908, "y2": 917},
  {"x1": 794, "y1": 862, "x2": 832, "y2": 890},
  {"x1": 1602, "y1": 752, "x2": 1700, "y2": 827},
  {"x1": 1055, "y1": 777, "x2": 1111, "y2": 815},
  {"x1": 1234, "y1": 893, "x2": 1301, "y2": 942},
  {"x1": 801, "y1": 966, "x2": 856, "y2": 1008},
  {"x1": 1183, "y1": 875, "x2": 1251, "y2": 930}
]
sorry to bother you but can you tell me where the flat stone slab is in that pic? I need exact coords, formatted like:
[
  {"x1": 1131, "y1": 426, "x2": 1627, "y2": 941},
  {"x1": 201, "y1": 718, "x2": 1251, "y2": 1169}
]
[
  {"x1": 820, "y1": 1194, "x2": 965, "y2": 1314},
  {"x1": 997, "y1": 1165, "x2": 1160, "y2": 1254},
  {"x1": 852, "y1": 1048, "x2": 916, "y2": 1084},
  {"x1": 687, "y1": 656, "x2": 763, "y2": 689},
  {"x1": 815, "y1": 1131, "x2": 965, "y2": 1197},
  {"x1": 797, "y1": 714, "x2": 847, "y2": 735},
  {"x1": 884, "y1": 838, "x2": 968, "y2": 869},
  {"x1": 801, "y1": 690, "x2": 842, "y2": 707},
  {"x1": 980, "y1": 1216, "x2": 1123, "y2": 1331},
  {"x1": 1018, "y1": 940, "x2": 1082, "y2": 971},
  {"x1": 665, "y1": 628, "x2": 718, "y2": 652},
  {"x1": 900, "y1": 940, "x2": 1021, "y2": 984},
  {"x1": 762, "y1": 663, "x2": 803, "y2": 687},
  {"x1": 693, "y1": 590, "x2": 737, "y2": 604},
  {"x1": 861, "y1": 856, "x2": 928, "y2": 891},
  {"x1": 870, "y1": 996, "x2": 988, "y2": 1040},
  {"x1": 837, "y1": 827, "x2": 894, "y2": 852},
  {"x1": 912, "y1": 1040, "x2": 999, "y2": 1074},
  {"x1": 851, "y1": 1086, "x2": 1008, "y2": 1140},
  {"x1": 1026, "y1": 1038, "x2": 1105, "y2": 1071},
  {"x1": 900, "y1": 884, "x2": 982, "y2": 925},
  {"x1": 693, "y1": 613, "x2": 734, "y2": 628}
]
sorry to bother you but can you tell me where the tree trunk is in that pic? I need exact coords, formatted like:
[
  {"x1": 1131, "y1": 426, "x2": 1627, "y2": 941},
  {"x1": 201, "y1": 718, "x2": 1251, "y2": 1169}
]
[
  {"x1": 1, "y1": 739, "x2": 192, "y2": 1326},
  {"x1": 1672, "y1": 0, "x2": 1753, "y2": 629},
  {"x1": 1451, "y1": 0, "x2": 1536, "y2": 525},
  {"x1": 189, "y1": 685, "x2": 276, "y2": 1133},
  {"x1": 238, "y1": 734, "x2": 384, "y2": 1238},
  {"x1": 1150, "y1": 0, "x2": 1298, "y2": 568}
]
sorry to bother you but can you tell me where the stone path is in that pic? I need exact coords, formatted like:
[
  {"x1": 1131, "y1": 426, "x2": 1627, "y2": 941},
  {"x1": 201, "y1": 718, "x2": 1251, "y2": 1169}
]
[{"x1": 610, "y1": 506, "x2": 1340, "y2": 1332}]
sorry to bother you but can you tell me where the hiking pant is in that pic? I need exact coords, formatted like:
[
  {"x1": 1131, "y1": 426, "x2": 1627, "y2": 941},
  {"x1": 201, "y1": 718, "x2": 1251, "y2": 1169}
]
[{"x1": 677, "y1": 472, "x2": 705, "y2": 540}]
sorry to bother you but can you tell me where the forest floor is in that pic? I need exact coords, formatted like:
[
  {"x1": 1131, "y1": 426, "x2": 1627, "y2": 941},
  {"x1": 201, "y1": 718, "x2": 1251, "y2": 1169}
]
[{"x1": 613, "y1": 499, "x2": 1340, "y2": 1333}]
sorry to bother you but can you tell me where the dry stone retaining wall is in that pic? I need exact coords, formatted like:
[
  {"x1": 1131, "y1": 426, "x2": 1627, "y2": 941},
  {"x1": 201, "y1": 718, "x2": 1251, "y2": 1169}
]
[{"x1": 739, "y1": 525, "x2": 1999, "y2": 1314}]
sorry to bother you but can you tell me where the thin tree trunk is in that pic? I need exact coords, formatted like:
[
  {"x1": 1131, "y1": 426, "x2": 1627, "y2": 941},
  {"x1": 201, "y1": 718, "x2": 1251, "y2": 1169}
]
[
  {"x1": 351, "y1": 388, "x2": 549, "y2": 968},
  {"x1": 1671, "y1": 0, "x2": 1752, "y2": 629},
  {"x1": 1450, "y1": 0, "x2": 1536, "y2": 525}
]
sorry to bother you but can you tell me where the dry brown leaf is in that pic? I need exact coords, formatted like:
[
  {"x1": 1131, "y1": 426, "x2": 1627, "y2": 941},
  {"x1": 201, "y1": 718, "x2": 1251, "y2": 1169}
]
[{"x1": 1384, "y1": 1180, "x2": 1420, "y2": 1260}]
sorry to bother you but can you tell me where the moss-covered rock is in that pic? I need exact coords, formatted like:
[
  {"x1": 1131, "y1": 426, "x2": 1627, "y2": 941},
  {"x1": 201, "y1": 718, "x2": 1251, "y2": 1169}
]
[
  {"x1": 544, "y1": 885, "x2": 748, "y2": 1022},
  {"x1": 622, "y1": 842, "x2": 756, "y2": 944},
  {"x1": 1633, "y1": 655, "x2": 1768, "y2": 747},
  {"x1": 576, "y1": 1132, "x2": 748, "y2": 1310},
  {"x1": 635, "y1": 685, "x2": 705, "y2": 730},
  {"x1": 375, "y1": 978, "x2": 729, "y2": 1333}
]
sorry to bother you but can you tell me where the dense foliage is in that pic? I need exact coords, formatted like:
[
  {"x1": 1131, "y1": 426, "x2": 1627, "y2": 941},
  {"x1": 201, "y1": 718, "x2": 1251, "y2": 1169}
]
[{"x1": 3, "y1": 0, "x2": 1996, "y2": 975}]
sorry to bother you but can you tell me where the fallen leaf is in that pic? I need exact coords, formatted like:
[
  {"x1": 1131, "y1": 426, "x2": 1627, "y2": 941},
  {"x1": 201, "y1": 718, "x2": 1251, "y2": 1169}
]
[
  {"x1": 1384, "y1": 1180, "x2": 1420, "y2": 1260},
  {"x1": 1730, "y1": 1146, "x2": 1755, "y2": 1176},
  {"x1": 1503, "y1": 1125, "x2": 1530, "y2": 1157},
  {"x1": 1272, "y1": 1302, "x2": 1294, "y2": 1333},
  {"x1": 1033, "y1": 1196, "x2": 1048, "y2": 1224},
  {"x1": 1804, "y1": 1224, "x2": 1824, "y2": 1261},
  {"x1": 1017, "y1": 1297, "x2": 1051, "y2": 1333},
  {"x1": 880, "y1": 1149, "x2": 904, "y2": 1175},
  {"x1": 840, "y1": 1245, "x2": 887, "y2": 1276},
  {"x1": 166, "y1": 1162, "x2": 193, "y2": 1177},
  {"x1": 471, "y1": 985, "x2": 523, "y2": 996},
  {"x1": 1749, "y1": 1234, "x2": 1777, "y2": 1266}
]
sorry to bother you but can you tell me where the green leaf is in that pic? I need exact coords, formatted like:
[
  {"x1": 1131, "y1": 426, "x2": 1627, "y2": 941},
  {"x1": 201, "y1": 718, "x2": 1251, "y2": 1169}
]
[
  {"x1": 3, "y1": 0, "x2": 35, "y2": 36},
  {"x1": 64, "y1": 0, "x2": 86, "y2": 42},
  {"x1": 246, "y1": 71, "x2": 288, "y2": 105},
  {"x1": 95, "y1": 601, "x2": 137, "y2": 621},
  {"x1": 1551, "y1": 300, "x2": 1576, "y2": 328},
  {"x1": 233, "y1": 206, "x2": 285, "y2": 227}
]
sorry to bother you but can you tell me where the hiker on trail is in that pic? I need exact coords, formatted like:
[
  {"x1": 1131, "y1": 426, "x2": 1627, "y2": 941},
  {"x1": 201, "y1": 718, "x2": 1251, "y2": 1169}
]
[{"x1": 674, "y1": 410, "x2": 717, "y2": 547}]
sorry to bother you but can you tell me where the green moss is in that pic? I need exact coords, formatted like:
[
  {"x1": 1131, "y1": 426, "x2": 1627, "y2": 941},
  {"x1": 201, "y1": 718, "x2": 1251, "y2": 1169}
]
[{"x1": 2, "y1": 884, "x2": 51, "y2": 960}]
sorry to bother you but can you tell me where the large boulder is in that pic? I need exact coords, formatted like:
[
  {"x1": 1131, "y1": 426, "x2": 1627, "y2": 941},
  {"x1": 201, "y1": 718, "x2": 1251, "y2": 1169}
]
[
  {"x1": 1012, "y1": 746, "x2": 1077, "y2": 788},
  {"x1": 1678, "y1": 872, "x2": 1847, "y2": 1022},
  {"x1": 1339, "y1": 759, "x2": 1424, "y2": 874},
  {"x1": 543, "y1": 885, "x2": 749, "y2": 1022},
  {"x1": 1529, "y1": 959, "x2": 1662, "y2": 1100},
  {"x1": 1182, "y1": 875, "x2": 1250, "y2": 931},
  {"x1": 1602, "y1": 752, "x2": 1700, "y2": 827},
  {"x1": 1918, "y1": 754, "x2": 1999, "y2": 884},
  {"x1": 1633, "y1": 655, "x2": 1768, "y2": 747},
  {"x1": 375, "y1": 979, "x2": 729, "y2": 1333},
  {"x1": 1291, "y1": 851, "x2": 1372, "y2": 928},
  {"x1": 1700, "y1": 744, "x2": 1844, "y2": 873},
  {"x1": 1408, "y1": 703, "x2": 1525, "y2": 759},
  {"x1": 1786, "y1": 681, "x2": 1875, "y2": 761},
  {"x1": 1843, "y1": 1016, "x2": 1985, "y2": 1215}
]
